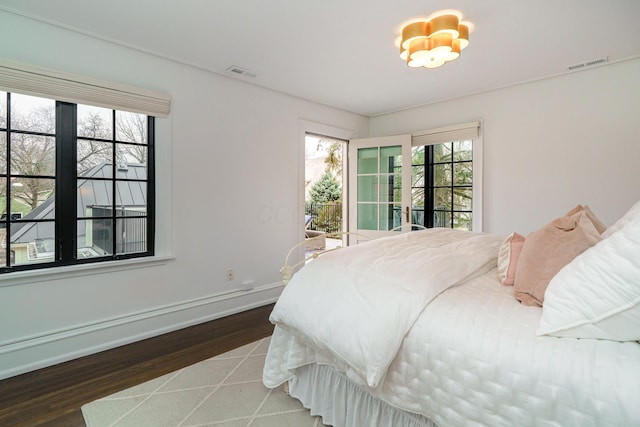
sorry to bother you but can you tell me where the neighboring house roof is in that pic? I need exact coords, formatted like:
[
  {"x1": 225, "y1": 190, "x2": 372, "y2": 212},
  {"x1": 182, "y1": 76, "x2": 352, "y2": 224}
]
[{"x1": 10, "y1": 163, "x2": 147, "y2": 244}]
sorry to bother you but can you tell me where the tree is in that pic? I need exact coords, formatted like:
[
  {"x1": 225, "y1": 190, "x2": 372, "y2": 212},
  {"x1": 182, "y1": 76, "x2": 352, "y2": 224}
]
[
  {"x1": 9, "y1": 133, "x2": 56, "y2": 210},
  {"x1": 308, "y1": 172, "x2": 342, "y2": 204},
  {"x1": 116, "y1": 111, "x2": 147, "y2": 164},
  {"x1": 3, "y1": 101, "x2": 56, "y2": 210},
  {"x1": 307, "y1": 172, "x2": 342, "y2": 233},
  {"x1": 77, "y1": 111, "x2": 112, "y2": 174},
  {"x1": 323, "y1": 141, "x2": 342, "y2": 176}
]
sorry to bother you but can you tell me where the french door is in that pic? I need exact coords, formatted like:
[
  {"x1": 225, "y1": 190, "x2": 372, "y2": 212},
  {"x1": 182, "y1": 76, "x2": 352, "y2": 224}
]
[{"x1": 348, "y1": 134, "x2": 412, "y2": 243}]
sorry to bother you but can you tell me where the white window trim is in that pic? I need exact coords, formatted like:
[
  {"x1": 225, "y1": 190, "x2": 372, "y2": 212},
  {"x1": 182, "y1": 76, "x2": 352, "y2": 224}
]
[
  {"x1": 0, "y1": 255, "x2": 175, "y2": 288},
  {"x1": 0, "y1": 61, "x2": 174, "y2": 277},
  {"x1": 298, "y1": 119, "x2": 357, "y2": 240}
]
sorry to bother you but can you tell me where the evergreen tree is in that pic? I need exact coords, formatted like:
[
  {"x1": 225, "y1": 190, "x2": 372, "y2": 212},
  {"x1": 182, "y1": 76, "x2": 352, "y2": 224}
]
[{"x1": 308, "y1": 172, "x2": 341, "y2": 204}]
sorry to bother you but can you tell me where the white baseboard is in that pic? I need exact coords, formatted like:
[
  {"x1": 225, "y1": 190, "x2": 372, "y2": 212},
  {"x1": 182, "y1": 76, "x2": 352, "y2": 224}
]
[{"x1": 0, "y1": 282, "x2": 283, "y2": 380}]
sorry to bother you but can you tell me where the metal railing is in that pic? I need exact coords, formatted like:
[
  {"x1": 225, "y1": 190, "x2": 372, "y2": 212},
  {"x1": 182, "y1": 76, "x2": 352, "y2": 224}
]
[
  {"x1": 90, "y1": 206, "x2": 147, "y2": 254},
  {"x1": 305, "y1": 202, "x2": 342, "y2": 234},
  {"x1": 305, "y1": 203, "x2": 469, "y2": 234}
]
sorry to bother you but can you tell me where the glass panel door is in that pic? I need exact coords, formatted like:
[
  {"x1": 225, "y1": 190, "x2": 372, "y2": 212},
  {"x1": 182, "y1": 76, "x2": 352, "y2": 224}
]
[{"x1": 348, "y1": 134, "x2": 411, "y2": 244}]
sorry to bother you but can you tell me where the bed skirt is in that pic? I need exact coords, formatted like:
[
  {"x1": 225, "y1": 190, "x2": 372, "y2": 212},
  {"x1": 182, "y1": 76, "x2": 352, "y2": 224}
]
[{"x1": 288, "y1": 363, "x2": 438, "y2": 427}]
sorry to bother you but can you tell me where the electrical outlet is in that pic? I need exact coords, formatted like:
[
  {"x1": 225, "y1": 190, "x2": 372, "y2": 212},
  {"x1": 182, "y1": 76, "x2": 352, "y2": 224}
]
[{"x1": 226, "y1": 269, "x2": 234, "y2": 281}]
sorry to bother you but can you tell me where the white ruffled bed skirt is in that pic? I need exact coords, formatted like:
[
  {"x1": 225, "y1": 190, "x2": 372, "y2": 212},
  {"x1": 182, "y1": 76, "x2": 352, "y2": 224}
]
[{"x1": 289, "y1": 363, "x2": 438, "y2": 427}]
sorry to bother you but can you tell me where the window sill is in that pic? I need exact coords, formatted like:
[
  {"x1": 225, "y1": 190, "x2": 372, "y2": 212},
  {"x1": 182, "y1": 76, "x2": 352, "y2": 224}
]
[{"x1": 0, "y1": 255, "x2": 175, "y2": 288}]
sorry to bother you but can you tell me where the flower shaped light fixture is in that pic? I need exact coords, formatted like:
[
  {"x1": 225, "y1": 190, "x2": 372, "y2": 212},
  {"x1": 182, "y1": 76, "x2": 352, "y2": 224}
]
[{"x1": 399, "y1": 10, "x2": 472, "y2": 69}]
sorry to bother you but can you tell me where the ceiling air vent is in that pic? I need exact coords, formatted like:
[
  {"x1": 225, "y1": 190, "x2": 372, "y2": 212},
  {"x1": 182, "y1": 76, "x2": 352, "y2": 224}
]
[
  {"x1": 225, "y1": 65, "x2": 256, "y2": 78},
  {"x1": 566, "y1": 57, "x2": 608, "y2": 71}
]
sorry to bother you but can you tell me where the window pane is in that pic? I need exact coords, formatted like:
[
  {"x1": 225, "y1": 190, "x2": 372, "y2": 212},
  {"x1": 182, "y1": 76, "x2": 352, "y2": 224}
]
[
  {"x1": 393, "y1": 174, "x2": 402, "y2": 202},
  {"x1": 434, "y1": 210, "x2": 451, "y2": 228},
  {"x1": 0, "y1": 132, "x2": 6, "y2": 174},
  {"x1": 77, "y1": 104, "x2": 113, "y2": 139},
  {"x1": 412, "y1": 165, "x2": 424, "y2": 187},
  {"x1": 78, "y1": 179, "x2": 112, "y2": 217},
  {"x1": 380, "y1": 146, "x2": 401, "y2": 174},
  {"x1": 357, "y1": 176, "x2": 377, "y2": 202},
  {"x1": 78, "y1": 218, "x2": 113, "y2": 257},
  {"x1": 0, "y1": 91, "x2": 6, "y2": 128},
  {"x1": 116, "y1": 217, "x2": 147, "y2": 254},
  {"x1": 453, "y1": 162, "x2": 472, "y2": 185},
  {"x1": 357, "y1": 203, "x2": 377, "y2": 230},
  {"x1": 117, "y1": 143, "x2": 147, "y2": 168},
  {"x1": 379, "y1": 203, "x2": 401, "y2": 230},
  {"x1": 411, "y1": 208, "x2": 425, "y2": 227},
  {"x1": 10, "y1": 134, "x2": 56, "y2": 176},
  {"x1": 454, "y1": 212, "x2": 472, "y2": 230},
  {"x1": 10, "y1": 221, "x2": 56, "y2": 266},
  {"x1": 412, "y1": 187, "x2": 424, "y2": 208},
  {"x1": 433, "y1": 142, "x2": 452, "y2": 163},
  {"x1": 0, "y1": 177, "x2": 6, "y2": 230},
  {"x1": 434, "y1": 188, "x2": 452, "y2": 210},
  {"x1": 9, "y1": 93, "x2": 55, "y2": 133},
  {"x1": 454, "y1": 188, "x2": 473, "y2": 210},
  {"x1": 116, "y1": 110, "x2": 147, "y2": 144},
  {"x1": 2, "y1": 178, "x2": 47, "y2": 221},
  {"x1": 357, "y1": 147, "x2": 378, "y2": 174},
  {"x1": 411, "y1": 146, "x2": 424, "y2": 165},
  {"x1": 453, "y1": 140, "x2": 473, "y2": 161},
  {"x1": 379, "y1": 175, "x2": 391, "y2": 202},
  {"x1": 10, "y1": 178, "x2": 55, "y2": 216},
  {"x1": 77, "y1": 140, "x2": 113, "y2": 176},
  {"x1": 379, "y1": 175, "x2": 401, "y2": 203},
  {"x1": 116, "y1": 181, "x2": 147, "y2": 214},
  {"x1": 116, "y1": 162, "x2": 147, "y2": 180},
  {"x1": 434, "y1": 163, "x2": 452, "y2": 186}
]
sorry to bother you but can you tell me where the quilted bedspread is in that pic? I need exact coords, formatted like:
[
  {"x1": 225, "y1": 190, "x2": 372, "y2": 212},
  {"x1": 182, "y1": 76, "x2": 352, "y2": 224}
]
[
  {"x1": 268, "y1": 228, "x2": 503, "y2": 388},
  {"x1": 264, "y1": 233, "x2": 640, "y2": 426}
]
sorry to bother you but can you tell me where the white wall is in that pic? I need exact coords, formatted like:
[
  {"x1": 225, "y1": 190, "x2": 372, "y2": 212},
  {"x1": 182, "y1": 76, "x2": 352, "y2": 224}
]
[
  {"x1": 0, "y1": 11, "x2": 369, "y2": 379},
  {"x1": 370, "y1": 58, "x2": 640, "y2": 235}
]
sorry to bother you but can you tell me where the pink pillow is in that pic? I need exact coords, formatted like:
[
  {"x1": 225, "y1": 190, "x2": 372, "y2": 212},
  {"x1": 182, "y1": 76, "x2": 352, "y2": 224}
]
[
  {"x1": 565, "y1": 204, "x2": 607, "y2": 234},
  {"x1": 514, "y1": 209, "x2": 602, "y2": 306},
  {"x1": 497, "y1": 232, "x2": 525, "y2": 286}
]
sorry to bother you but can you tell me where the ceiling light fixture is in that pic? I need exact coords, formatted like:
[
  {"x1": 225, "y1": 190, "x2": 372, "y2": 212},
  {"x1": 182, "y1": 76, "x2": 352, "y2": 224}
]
[{"x1": 399, "y1": 10, "x2": 472, "y2": 69}]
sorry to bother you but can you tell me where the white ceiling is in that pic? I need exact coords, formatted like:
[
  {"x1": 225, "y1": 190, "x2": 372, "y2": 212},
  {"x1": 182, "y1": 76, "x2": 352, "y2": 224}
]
[{"x1": 1, "y1": 0, "x2": 639, "y2": 117}]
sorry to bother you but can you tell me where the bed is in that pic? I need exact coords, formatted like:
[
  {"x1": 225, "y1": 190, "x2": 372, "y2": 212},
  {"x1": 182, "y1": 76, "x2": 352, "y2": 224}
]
[{"x1": 262, "y1": 203, "x2": 640, "y2": 427}]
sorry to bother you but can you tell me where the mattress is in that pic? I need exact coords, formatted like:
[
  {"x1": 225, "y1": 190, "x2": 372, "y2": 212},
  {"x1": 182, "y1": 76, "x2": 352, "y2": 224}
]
[{"x1": 264, "y1": 269, "x2": 640, "y2": 426}]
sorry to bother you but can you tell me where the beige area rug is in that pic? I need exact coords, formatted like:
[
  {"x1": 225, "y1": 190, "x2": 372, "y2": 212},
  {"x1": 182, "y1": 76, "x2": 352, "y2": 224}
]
[{"x1": 81, "y1": 336, "x2": 327, "y2": 427}]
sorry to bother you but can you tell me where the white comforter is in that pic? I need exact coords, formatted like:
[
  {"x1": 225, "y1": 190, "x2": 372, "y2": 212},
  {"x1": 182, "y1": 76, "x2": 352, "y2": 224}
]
[
  {"x1": 264, "y1": 230, "x2": 640, "y2": 426},
  {"x1": 268, "y1": 229, "x2": 503, "y2": 388}
]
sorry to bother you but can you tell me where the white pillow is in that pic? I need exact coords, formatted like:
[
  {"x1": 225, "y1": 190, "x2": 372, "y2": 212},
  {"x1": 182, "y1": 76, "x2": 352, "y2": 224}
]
[
  {"x1": 537, "y1": 202, "x2": 640, "y2": 341},
  {"x1": 602, "y1": 199, "x2": 640, "y2": 238}
]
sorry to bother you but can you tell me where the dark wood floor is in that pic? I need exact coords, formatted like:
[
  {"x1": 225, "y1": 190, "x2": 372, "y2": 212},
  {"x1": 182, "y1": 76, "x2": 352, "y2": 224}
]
[{"x1": 0, "y1": 304, "x2": 275, "y2": 427}]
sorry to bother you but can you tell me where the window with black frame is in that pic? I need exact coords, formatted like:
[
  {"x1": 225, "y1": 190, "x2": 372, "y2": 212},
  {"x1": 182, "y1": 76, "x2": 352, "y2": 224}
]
[
  {"x1": 411, "y1": 140, "x2": 473, "y2": 230},
  {"x1": 0, "y1": 91, "x2": 154, "y2": 272}
]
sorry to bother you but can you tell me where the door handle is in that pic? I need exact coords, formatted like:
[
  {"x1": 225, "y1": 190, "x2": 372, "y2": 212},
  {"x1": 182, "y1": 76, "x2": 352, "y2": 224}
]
[{"x1": 404, "y1": 206, "x2": 409, "y2": 223}]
